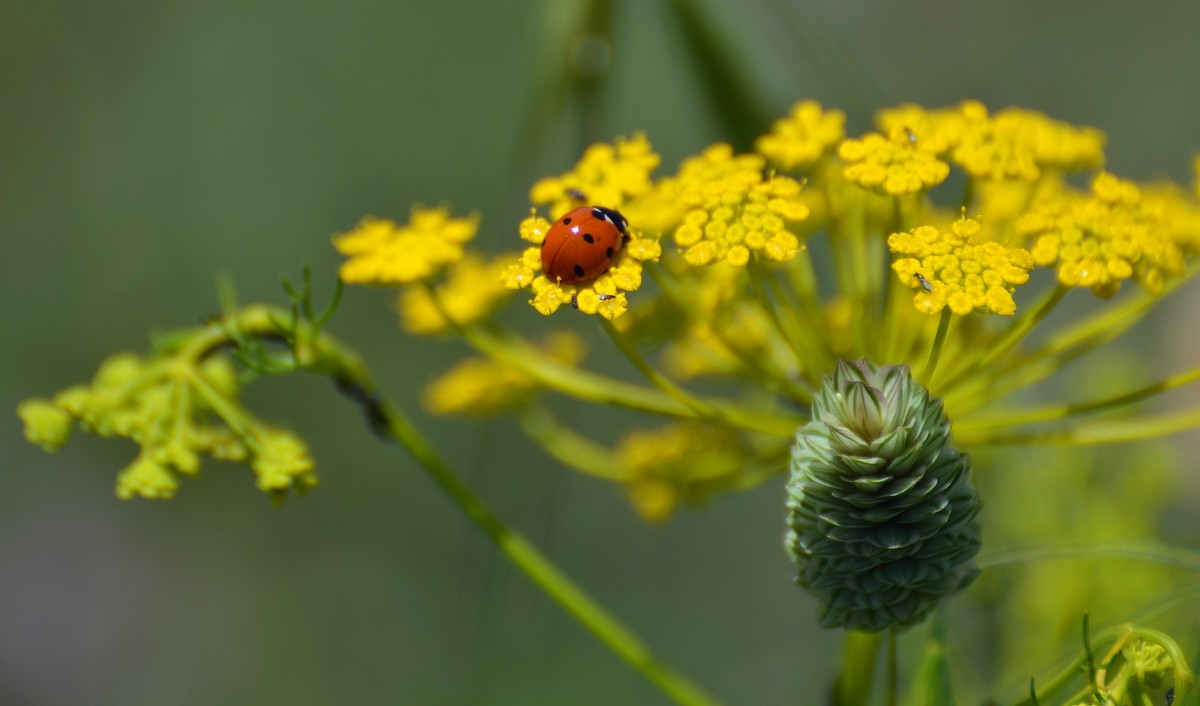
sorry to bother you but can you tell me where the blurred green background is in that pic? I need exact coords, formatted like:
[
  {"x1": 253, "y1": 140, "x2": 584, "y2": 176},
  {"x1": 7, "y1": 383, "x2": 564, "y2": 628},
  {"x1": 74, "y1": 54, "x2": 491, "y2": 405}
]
[{"x1": 4, "y1": 1, "x2": 1200, "y2": 704}]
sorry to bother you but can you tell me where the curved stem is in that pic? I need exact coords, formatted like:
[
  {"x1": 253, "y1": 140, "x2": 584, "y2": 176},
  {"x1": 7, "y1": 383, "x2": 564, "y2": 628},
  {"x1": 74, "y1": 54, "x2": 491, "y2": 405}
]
[
  {"x1": 213, "y1": 305, "x2": 725, "y2": 706},
  {"x1": 377, "y1": 398, "x2": 725, "y2": 706}
]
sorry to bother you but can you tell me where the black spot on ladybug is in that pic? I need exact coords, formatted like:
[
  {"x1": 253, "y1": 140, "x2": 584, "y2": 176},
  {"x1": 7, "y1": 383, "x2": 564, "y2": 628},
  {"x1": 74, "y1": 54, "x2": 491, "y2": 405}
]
[
  {"x1": 606, "y1": 247, "x2": 614, "y2": 258},
  {"x1": 562, "y1": 217, "x2": 572, "y2": 225},
  {"x1": 583, "y1": 233, "x2": 595, "y2": 244},
  {"x1": 573, "y1": 264, "x2": 585, "y2": 278}
]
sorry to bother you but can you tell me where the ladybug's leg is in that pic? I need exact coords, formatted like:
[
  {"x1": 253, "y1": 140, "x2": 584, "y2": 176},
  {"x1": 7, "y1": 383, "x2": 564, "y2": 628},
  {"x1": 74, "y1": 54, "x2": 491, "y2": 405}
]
[{"x1": 570, "y1": 293, "x2": 580, "y2": 309}]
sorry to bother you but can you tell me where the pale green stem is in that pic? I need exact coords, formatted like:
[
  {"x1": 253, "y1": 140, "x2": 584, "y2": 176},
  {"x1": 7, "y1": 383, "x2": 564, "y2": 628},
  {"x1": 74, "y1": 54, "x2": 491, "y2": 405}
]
[
  {"x1": 979, "y1": 542, "x2": 1200, "y2": 574},
  {"x1": 838, "y1": 631, "x2": 883, "y2": 706},
  {"x1": 887, "y1": 629, "x2": 898, "y2": 706},
  {"x1": 746, "y1": 261, "x2": 823, "y2": 386},
  {"x1": 955, "y1": 406, "x2": 1200, "y2": 447},
  {"x1": 517, "y1": 406, "x2": 626, "y2": 481},
  {"x1": 645, "y1": 264, "x2": 814, "y2": 403},
  {"x1": 921, "y1": 309, "x2": 952, "y2": 385},
  {"x1": 598, "y1": 318, "x2": 724, "y2": 419},
  {"x1": 378, "y1": 398, "x2": 724, "y2": 706},
  {"x1": 936, "y1": 285, "x2": 1067, "y2": 394},
  {"x1": 419, "y1": 284, "x2": 801, "y2": 436},
  {"x1": 954, "y1": 362, "x2": 1200, "y2": 432}
]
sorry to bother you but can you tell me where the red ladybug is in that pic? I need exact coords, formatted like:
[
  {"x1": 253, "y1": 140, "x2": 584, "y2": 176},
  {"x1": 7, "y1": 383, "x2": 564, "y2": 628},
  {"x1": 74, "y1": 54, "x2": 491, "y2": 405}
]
[{"x1": 540, "y1": 206, "x2": 630, "y2": 285}]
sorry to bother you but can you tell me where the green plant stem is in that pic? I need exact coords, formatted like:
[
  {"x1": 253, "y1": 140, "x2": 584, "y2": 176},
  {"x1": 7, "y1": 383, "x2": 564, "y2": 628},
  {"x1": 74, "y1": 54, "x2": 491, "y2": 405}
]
[
  {"x1": 214, "y1": 305, "x2": 724, "y2": 706},
  {"x1": 377, "y1": 399, "x2": 724, "y2": 706},
  {"x1": 921, "y1": 309, "x2": 952, "y2": 385},
  {"x1": 838, "y1": 631, "x2": 883, "y2": 706}
]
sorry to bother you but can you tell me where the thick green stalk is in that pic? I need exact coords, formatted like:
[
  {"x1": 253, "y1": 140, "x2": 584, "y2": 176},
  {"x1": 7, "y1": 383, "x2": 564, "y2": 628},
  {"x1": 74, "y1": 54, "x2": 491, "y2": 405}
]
[{"x1": 837, "y1": 631, "x2": 883, "y2": 706}]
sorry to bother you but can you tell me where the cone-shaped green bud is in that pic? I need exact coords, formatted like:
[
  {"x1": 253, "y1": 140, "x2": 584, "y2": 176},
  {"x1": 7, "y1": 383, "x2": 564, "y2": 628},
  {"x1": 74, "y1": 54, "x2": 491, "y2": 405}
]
[{"x1": 786, "y1": 359, "x2": 981, "y2": 632}]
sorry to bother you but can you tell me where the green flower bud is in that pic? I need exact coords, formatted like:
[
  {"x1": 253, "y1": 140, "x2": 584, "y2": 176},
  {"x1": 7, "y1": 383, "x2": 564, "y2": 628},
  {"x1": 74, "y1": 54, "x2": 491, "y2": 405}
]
[{"x1": 786, "y1": 359, "x2": 981, "y2": 632}]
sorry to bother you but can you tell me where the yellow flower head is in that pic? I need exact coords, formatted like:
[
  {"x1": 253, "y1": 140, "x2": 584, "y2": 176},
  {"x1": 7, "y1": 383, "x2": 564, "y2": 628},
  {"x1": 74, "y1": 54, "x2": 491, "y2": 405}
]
[
  {"x1": 755, "y1": 100, "x2": 846, "y2": 171},
  {"x1": 839, "y1": 127, "x2": 951, "y2": 196},
  {"x1": 1016, "y1": 172, "x2": 1188, "y2": 296},
  {"x1": 334, "y1": 207, "x2": 479, "y2": 286},
  {"x1": 504, "y1": 136, "x2": 666, "y2": 319},
  {"x1": 397, "y1": 251, "x2": 515, "y2": 335},
  {"x1": 670, "y1": 144, "x2": 810, "y2": 267},
  {"x1": 889, "y1": 216, "x2": 1034, "y2": 316},
  {"x1": 500, "y1": 214, "x2": 661, "y2": 319},
  {"x1": 875, "y1": 100, "x2": 982, "y2": 155},
  {"x1": 529, "y1": 133, "x2": 660, "y2": 218},
  {"x1": 952, "y1": 106, "x2": 1105, "y2": 182}
]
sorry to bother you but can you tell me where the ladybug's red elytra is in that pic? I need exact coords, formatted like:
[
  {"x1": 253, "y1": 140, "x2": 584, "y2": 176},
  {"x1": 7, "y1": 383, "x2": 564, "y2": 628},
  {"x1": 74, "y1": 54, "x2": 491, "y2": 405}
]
[{"x1": 540, "y1": 206, "x2": 630, "y2": 285}]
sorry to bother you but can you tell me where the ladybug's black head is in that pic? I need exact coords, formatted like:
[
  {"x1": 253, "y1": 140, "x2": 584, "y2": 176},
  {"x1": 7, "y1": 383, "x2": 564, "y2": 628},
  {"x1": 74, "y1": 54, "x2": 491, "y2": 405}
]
[{"x1": 592, "y1": 206, "x2": 629, "y2": 236}]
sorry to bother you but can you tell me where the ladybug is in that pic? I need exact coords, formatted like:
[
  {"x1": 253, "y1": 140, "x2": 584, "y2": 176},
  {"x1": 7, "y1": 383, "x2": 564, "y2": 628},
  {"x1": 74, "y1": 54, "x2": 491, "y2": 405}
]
[{"x1": 541, "y1": 205, "x2": 630, "y2": 285}]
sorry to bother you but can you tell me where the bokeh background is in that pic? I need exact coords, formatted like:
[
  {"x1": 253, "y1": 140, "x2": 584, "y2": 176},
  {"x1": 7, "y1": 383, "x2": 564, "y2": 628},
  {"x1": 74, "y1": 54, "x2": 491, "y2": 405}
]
[{"x1": 4, "y1": 1, "x2": 1200, "y2": 704}]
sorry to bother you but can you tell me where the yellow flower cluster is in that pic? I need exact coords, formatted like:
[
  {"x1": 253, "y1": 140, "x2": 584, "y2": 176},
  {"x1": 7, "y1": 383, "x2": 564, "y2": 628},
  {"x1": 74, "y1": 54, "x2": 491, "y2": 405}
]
[
  {"x1": 670, "y1": 144, "x2": 810, "y2": 266},
  {"x1": 529, "y1": 132, "x2": 660, "y2": 217},
  {"x1": 1016, "y1": 172, "x2": 1189, "y2": 296},
  {"x1": 876, "y1": 101, "x2": 1105, "y2": 183},
  {"x1": 398, "y1": 252, "x2": 514, "y2": 335},
  {"x1": 755, "y1": 100, "x2": 846, "y2": 172},
  {"x1": 838, "y1": 127, "x2": 950, "y2": 195},
  {"x1": 889, "y1": 216, "x2": 1034, "y2": 316},
  {"x1": 334, "y1": 207, "x2": 479, "y2": 285}
]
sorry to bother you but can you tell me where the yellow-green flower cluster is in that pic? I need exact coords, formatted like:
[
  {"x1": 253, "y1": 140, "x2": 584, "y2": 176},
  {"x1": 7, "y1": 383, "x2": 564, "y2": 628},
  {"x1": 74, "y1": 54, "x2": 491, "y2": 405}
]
[
  {"x1": 889, "y1": 216, "x2": 1034, "y2": 316},
  {"x1": 1016, "y1": 172, "x2": 1189, "y2": 296},
  {"x1": 670, "y1": 144, "x2": 810, "y2": 266},
  {"x1": 334, "y1": 207, "x2": 479, "y2": 285},
  {"x1": 755, "y1": 100, "x2": 846, "y2": 171},
  {"x1": 19, "y1": 351, "x2": 315, "y2": 500}
]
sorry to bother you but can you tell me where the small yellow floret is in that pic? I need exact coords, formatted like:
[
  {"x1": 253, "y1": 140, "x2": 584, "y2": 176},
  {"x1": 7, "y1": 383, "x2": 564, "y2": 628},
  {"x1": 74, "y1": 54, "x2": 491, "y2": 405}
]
[
  {"x1": 530, "y1": 133, "x2": 660, "y2": 218},
  {"x1": 839, "y1": 129, "x2": 950, "y2": 196},
  {"x1": 398, "y1": 252, "x2": 514, "y2": 335},
  {"x1": 889, "y1": 216, "x2": 1033, "y2": 315},
  {"x1": 334, "y1": 208, "x2": 479, "y2": 286},
  {"x1": 669, "y1": 144, "x2": 809, "y2": 267},
  {"x1": 755, "y1": 100, "x2": 846, "y2": 171}
]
